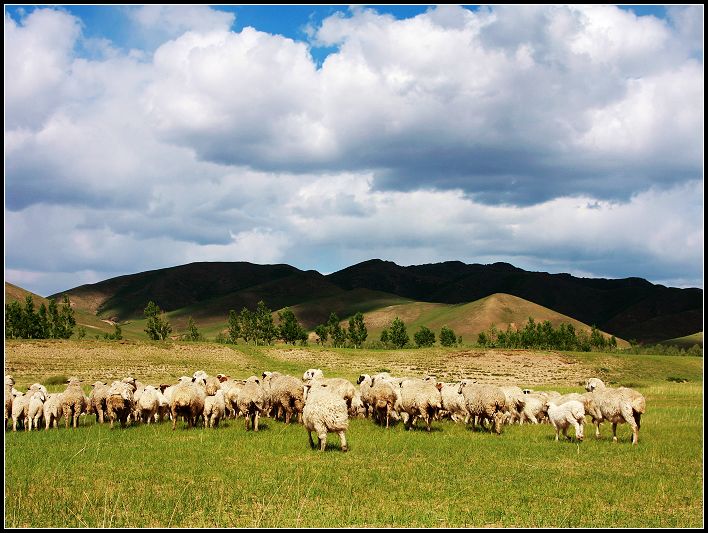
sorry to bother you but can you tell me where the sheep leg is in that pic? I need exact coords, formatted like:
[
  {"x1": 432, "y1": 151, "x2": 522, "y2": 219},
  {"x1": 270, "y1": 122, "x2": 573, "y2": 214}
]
[
  {"x1": 307, "y1": 430, "x2": 316, "y2": 449},
  {"x1": 318, "y1": 432, "x2": 327, "y2": 451},
  {"x1": 594, "y1": 421, "x2": 601, "y2": 439},
  {"x1": 338, "y1": 431, "x2": 348, "y2": 452},
  {"x1": 253, "y1": 412, "x2": 259, "y2": 432},
  {"x1": 612, "y1": 422, "x2": 618, "y2": 443},
  {"x1": 245, "y1": 415, "x2": 251, "y2": 431}
]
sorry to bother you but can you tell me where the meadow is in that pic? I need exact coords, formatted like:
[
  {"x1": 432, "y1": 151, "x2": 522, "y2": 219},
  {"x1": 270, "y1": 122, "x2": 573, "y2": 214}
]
[{"x1": 4, "y1": 340, "x2": 704, "y2": 527}]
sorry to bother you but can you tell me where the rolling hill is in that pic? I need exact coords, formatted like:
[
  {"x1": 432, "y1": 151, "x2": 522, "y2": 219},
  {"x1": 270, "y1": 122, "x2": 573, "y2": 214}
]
[{"x1": 41, "y1": 259, "x2": 703, "y2": 343}]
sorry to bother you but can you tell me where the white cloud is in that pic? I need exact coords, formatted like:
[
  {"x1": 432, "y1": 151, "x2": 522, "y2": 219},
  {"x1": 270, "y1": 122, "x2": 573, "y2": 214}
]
[{"x1": 4, "y1": 6, "x2": 704, "y2": 296}]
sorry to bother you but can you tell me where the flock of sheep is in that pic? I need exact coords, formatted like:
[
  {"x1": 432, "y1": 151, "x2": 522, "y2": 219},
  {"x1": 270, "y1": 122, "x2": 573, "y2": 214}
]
[{"x1": 4, "y1": 369, "x2": 646, "y2": 450}]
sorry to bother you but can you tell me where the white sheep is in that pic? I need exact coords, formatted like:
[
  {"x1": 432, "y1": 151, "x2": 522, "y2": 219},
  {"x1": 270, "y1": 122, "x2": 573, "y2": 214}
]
[
  {"x1": 583, "y1": 378, "x2": 646, "y2": 445},
  {"x1": 11, "y1": 392, "x2": 29, "y2": 432},
  {"x1": 88, "y1": 381, "x2": 110, "y2": 424},
  {"x1": 545, "y1": 400, "x2": 585, "y2": 442},
  {"x1": 302, "y1": 381, "x2": 349, "y2": 452},
  {"x1": 43, "y1": 393, "x2": 64, "y2": 430},
  {"x1": 517, "y1": 393, "x2": 547, "y2": 425},
  {"x1": 261, "y1": 372, "x2": 304, "y2": 424},
  {"x1": 358, "y1": 374, "x2": 397, "y2": 428},
  {"x1": 203, "y1": 389, "x2": 226, "y2": 428},
  {"x1": 170, "y1": 375, "x2": 207, "y2": 429},
  {"x1": 137, "y1": 385, "x2": 161, "y2": 424},
  {"x1": 106, "y1": 381, "x2": 135, "y2": 429},
  {"x1": 236, "y1": 376, "x2": 266, "y2": 431},
  {"x1": 458, "y1": 381, "x2": 507, "y2": 434},
  {"x1": 499, "y1": 385, "x2": 526, "y2": 424},
  {"x1": 398, "y1": 378, "x2": 443, "y2": 432},
  {"x1": 5, "y1": 375, "x2": 15, "y2": 429},
  {"x1": 438, "y1": 382, "x2": 470, "y2": 423},
  {"x1": 303, "y1": 370, "x2": 356, "y2": 412},
  {"x1": 27, "y1": 389, "x2": 48, "y2": 431}
]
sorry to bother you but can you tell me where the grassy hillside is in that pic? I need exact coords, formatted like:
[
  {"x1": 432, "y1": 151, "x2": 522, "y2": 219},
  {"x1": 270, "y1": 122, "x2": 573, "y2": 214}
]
[
  {"x1": 4, "y1": 340, "x2": 703, "y2": 527},
  {"x1": 353, "y1": 293, "x2": 628, "y2": 347},
  {"x1": 659, "y1": 332, "x2": 703, "y2": 349}
]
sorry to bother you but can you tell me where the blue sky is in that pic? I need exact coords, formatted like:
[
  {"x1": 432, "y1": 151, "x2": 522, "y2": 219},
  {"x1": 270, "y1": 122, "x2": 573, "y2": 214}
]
[{"x1": 4, "y1": 5, "x2": 704, "y2": 296}]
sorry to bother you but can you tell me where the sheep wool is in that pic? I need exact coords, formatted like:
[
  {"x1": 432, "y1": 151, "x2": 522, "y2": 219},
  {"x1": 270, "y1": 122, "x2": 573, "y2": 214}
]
[
  {"x1": 88, "y1": 381, "x2": 110, "y2": 424},
  {"x1": 546, "y1": 400, "x2": 585, "y2": 442},
  {"x1": 302, "y1": 382, "x2": 349, "y2": 452},
  {"x1": 61, "y1": 378, "x2": 87, "y2": 429},
  {"x1": 583, "y1": 378, "x2": 646, "y2": 445},
  {"x1": 458, "y1": 381, "x2": 507, "y2": 434},
  {"x1": 203, "y1": 389, "x2": 226, "y2": 428},
  {"x1": 236, "y1": 376, "x2": 266, "y2": 431}
]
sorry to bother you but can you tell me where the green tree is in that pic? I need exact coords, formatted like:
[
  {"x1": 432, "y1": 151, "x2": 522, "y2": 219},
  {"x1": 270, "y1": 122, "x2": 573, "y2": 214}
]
[
  {"x1": 228, "y1": 309, "x2": 241, "y2": 344},
  {"x1": 144, "y1": 301, "x2": 172, "y2": 341},
  {"x1": 414, "y1": 325, "x2": 436, "y2": 348},
  {"x1": 5, "y1": 300, "x2": 23, "y2": 339},
  {"x1": 239, "y1": 308, "x2": 256, "y2": 344},
  {"x1": 440, "y1": 325, "x2": 457, "y2": 347},
  {"x1": 56, "y1": 295, "x2": 76, "y2": 339},
  {"x1": 380, "y1": 328, "x2": 390, "y2": 347},
  {"x1": 255, "y1": 301, "x2": 277, "y2": 345},
  {"x1": 104, "y1": 323, "x2": 123, "y2": 340},
  {"x1": 389, "y1": 317, "x2": 409, "y2": 349},
  {"x1": 327, "y1": 312, "x2": 347, "y2": 348},
  {"x1": 347, "y1": 312, "x2": 368, "y2": 348},
  {"x1": 77, "y1": 326, "x2": 87, "y2": 340},
  {"x1": 589, "y1": 325, "x2": 607, "y2": 350},
  {"x1": 314, "y1": 324, "x2": 329, "y2": 346},
  {"x1": 185, "y1": 317, "x2": 202, "y2": 341},
  {"x1": 278, "y1": 307, "x2": 306, "y2": 345}
]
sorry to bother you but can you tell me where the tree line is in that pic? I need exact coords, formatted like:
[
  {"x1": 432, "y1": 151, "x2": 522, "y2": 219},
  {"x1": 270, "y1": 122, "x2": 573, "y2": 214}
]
[
  {"x1": 476, "y1": 318, "x2": 617, "y2": 352},
  {"x1": 5, "y1": 295, "x2": 76, "y2": 339}
]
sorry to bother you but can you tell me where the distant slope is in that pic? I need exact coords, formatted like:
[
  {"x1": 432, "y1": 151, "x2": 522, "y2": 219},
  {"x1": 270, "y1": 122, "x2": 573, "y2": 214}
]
[
  {"x1": 355, "y1": 293, "x2": 628, "y2": 347},
  {"x1": 5, "y1": 282, "x2": 115, "y2": 337},
  {"x1": 659, "y1": 332, "x2": 703, "y2": 349},
  {"x1": 326, "y1": 259, "x2": 702, "y2": 343},
  {"x1": 48, "y1": 259, "x2": 702, "y2": 343}
]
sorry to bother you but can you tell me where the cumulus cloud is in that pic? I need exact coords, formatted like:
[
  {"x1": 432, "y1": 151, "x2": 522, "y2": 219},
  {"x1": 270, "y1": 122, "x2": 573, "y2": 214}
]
[{"x1": 3, "y1": 6, "x2": 704, "y2": 296}]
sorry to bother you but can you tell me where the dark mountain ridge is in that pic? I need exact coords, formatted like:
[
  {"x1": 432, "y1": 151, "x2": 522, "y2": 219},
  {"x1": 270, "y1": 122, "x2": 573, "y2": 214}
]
[{"x1": 51, "y1": 259, "x2": 703, "y2": 344}]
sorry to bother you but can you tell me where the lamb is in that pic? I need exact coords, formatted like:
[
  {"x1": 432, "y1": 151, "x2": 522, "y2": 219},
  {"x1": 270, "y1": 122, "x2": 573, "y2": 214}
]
[
  {"x1": 261, "y1": 372, "x2": 304, "y2": 424},
  {"x1": 398, "y1": 378, "x2": 443, "y2": 432},
  {"x1": 27, "y1": 389, "x2": 48, "y2": 431},
  {"x1": 302, "y1": 381, "x2": 349, "y2": 452},
  {"x1": 88, "y1": 381, "x2": 110, "y2": 424},
  {"x1": 458, "y1": 380, "x2": 507, "y2": 434},
  {"x1": 106, "y1": 381, "x2": 135, "y2": 429},
  {"x1": 203, "y1": 389, "x2": 226, "y2": 428},
  {"x1": 43, "y1": 393, "x2": 64, "y2": 430},
  {"x1": 583, "y1": 378, "x2": 646, "y2": 445},
  {"x1": 544, "y1": 399, "x2": 586, "y2": 442},
  {"x1": 236, "y1": 376, "x2": 266, "y2": 431},
  {"x1": 170, "y1": 375, "x2": 207, "y2": 430},
  {"x1": 61, "y1": 377, "x2": 87, "y2": 429}
]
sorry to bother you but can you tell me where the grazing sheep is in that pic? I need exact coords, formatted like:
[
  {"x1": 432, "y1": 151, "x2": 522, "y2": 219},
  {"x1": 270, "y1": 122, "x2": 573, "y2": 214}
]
[
  {"x1": 583, "y1": 378, "x2": 646, "y2": 445},
  {"x1": 499, "y1": 386, "x2": 526, "y2": 424},
  {"x1": 544, "y1": 400, "x2": 586, "y2": 442},
  {"x1": 303, "y1": 370, "x2": 356, "y2": 412},
  {"x1": 458, "y1": 381, "x2": 507, "y2": 434},
  {"x1": 43, "y1": 393, "x2": 64, "y2": 430},
  {"x1": 224, "y1": 380, "x2": 246, "y2": 419},
  {"x1": 137, "y1": 386, "x2": 161, "y2": 424},
  {"x1": 302, "y1": 381, "x2": 349, "y2": 452},
  {"x1": 550, "y1": 392, "x2": 586, "y2": 406},
  {"x1": 349, "y1": 392, "x2": 367, "y2": 418},
  {"x1": 106, "y1": 381, "x2": 135, "y2": 429},
  {"x1": 193, "y1": 370, "x2": 221, "y2": 397},
  {"x1": 27, "y1": 390, "x2": 48, "y2": 431},
  {"x1": 261, "y1": 372, "x2": 304, "y2": 424},
  {"x1": 5, "y1": 376, "x2": 15, "y2": 429},
  {"x1": 11, "y1": 392, "x2": 29, "y2": 432},
  {"x1": 438, "y1": 382, "x2": 470, "y2": 423},
  {"x1": 518, "y1": 393, "x2": 548, "y2": 425},
  {"x1": 236, "y1": 376, "x2": 266, "y2": 431},
  {"x1": 155, "y1": 386, "x2": 171, "y2": 422},
  {"x1": 88, "y1": 381, "x2": 110, "y2": 424},
  {"x1": 357, "y1": 374, "x2": 397, "y2": 427},
  {"x1": 170, "y1": 375, "x2": 207, "y2": 430},
  {"x1": 203, "y1": 389, "x2": 226, "y2": 428},
  {"x1": 61, "y1": 378, "x2": 87, "y2": 429},
  {"x1": 398, "y1": 378, "x2": 443, "y2": 432}
]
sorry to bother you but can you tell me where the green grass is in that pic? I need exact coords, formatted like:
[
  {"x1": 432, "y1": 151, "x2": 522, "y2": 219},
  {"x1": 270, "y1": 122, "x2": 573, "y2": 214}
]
[
  {"x1": 660, "y1": 332, "x2": 703, "y2": 349},
  {"x1": 4, "y1": 341, "x2": 704, "y2": 527}
]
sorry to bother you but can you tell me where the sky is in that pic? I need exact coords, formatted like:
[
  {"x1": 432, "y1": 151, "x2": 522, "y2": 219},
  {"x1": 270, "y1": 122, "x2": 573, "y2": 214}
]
[{"x1": 4, "y1": 4, "x2": 704, "y2": 297}]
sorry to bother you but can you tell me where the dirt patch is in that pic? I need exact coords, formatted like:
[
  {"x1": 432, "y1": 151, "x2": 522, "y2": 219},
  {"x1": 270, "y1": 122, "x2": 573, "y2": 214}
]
[{"x1": 264, "y1": 347, "x2": 592, "y2": 386}]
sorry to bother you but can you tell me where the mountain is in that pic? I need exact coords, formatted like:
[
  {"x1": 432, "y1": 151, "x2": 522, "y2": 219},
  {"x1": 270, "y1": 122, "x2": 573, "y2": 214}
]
[{"x1": 46, "y1": 259, "x2": 703, "y2": 343}]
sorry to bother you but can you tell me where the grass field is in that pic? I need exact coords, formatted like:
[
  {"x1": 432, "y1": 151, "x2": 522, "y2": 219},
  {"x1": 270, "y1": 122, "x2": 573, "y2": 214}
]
[{"x1": 4, "y1": 340, "x2": 704, "y2": 527}]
